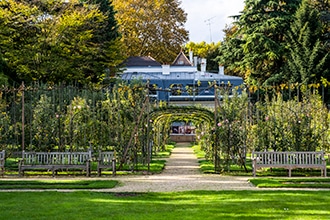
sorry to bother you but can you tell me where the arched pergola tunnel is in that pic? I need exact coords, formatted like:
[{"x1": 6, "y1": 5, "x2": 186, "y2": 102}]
[
  {"x1": 118, "y1": 103, "x2": 220, "y2": 172},
  {"x1": 150, "y1": 106, "x2": 215, "y2": 143},
  {"x1": 149, "y1": 105, "x2": 221, "y2": 171}
]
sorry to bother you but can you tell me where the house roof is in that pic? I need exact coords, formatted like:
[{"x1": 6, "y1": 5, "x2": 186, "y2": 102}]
[
  {"x1": 121, "y1": 71, "x2": 243, "y2": 81},
  {"x1": 124, "y1": 56, "x2": 161, "y2": 67},
  {"x1": 171, "y1": 51, "x2": 193, "y2": 66}
]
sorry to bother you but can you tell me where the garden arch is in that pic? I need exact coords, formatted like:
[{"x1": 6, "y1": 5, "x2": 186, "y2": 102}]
[
  {"x1": 150, "y1": 106, "x2": 215, "y2": 127},
  {"x1": 119, "y1": 104, "x2": 216, "y2": 168},
  {"x1": 149, "y1": 105, "x2": 216, "y2": 155}
]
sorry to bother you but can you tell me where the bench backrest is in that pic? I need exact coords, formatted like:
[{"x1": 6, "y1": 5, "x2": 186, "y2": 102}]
[
  {"x1": 252, "y1": 151, "x2": 325, "y2": 165},
  {"x1": 0, "y1": 150, "x2": 5, "y2": 166},
  {"x1": 98, "y1": 151, "x2": 115, "y2": 166},
  {"x1": 22, "y1": 151, "x2": 92, "y2": 165}
]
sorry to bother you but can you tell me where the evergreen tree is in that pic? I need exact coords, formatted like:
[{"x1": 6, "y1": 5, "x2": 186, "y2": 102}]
[
  {"x1": 216, "y1": 24, "x2": 245, "y2": 77},
  {"x1": 237, "y1": 0, "x2": 301, "y2": 86},
  {"x1": 310, "y1": 0, "x2": 330, "y2": 50},
  {"x1": 85, "y1": 0, "x2": 123, "y2": 78},
  {"x1": 286, "y1": 0, "x2": 330, "y2": 84}
]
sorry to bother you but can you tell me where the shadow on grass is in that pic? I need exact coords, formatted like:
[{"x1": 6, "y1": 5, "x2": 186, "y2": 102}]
[{"x1": 1, "y1": 191, "x2": 329, "y2": 219}]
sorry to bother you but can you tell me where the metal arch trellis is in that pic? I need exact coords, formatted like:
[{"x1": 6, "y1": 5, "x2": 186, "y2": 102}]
[
  {"x1": 150, "y1": 106, "x2": 215, "y2": 144},
  {"x1": 117, "y1": 95, "x2": 216, "y2": 172},
  {"x1": 149, "y1": 106, "x2": 214, "y2": 125}
]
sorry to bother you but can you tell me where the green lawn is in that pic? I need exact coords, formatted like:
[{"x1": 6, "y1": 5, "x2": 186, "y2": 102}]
[
  {"x1": 250, "y1": 177, "x2": 330, "y2": 188},
  {"x1": 0, "y1": 190, "x2": 329, "y2": 219},
  {"x1": 0, "y1": 180, "x2": 118, "y2": 189}
]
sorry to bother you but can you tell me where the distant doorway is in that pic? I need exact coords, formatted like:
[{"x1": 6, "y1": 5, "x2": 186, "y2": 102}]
[{"x1": 170, "y1": 121, "x2": 196, "y2": 142}]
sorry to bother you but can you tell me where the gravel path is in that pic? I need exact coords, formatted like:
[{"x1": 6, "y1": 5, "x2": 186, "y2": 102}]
[
  {"x1": 0, "y1": 143, "x2": 256, "y2": 192},
  {"x1": 101, "y1": 142, "x2": 255, "y2": 192},
  {"x1": 2, "y1": 143, "x2": 327, "y2": 192}
]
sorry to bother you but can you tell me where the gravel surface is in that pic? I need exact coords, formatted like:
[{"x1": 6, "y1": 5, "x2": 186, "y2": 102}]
[
  {"x1": 0, "y1": 143, "x2": 256, "y2": 192},
  {"x1": 2, "y1": 143, "x2": 327, "y2": 192},
  {"x1": 101, "y1": 143, "x2": 256, "y2": 192}
]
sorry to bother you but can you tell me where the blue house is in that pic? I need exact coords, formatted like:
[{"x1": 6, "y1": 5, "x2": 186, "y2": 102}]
[{"x1": 120, "y1": 51, "x2": 244, "y2": 102}]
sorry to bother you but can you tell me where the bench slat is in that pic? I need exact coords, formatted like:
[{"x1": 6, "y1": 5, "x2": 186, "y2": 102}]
[
  {"x1": 19, "y1": 151, "x2": 92, "y2": 177},
  {"x1": 97, "y1": 151, "x2": 116, "y2": 177},
  {"x1": 252, "y1": 151, "x2": 327, "y2": 177}
]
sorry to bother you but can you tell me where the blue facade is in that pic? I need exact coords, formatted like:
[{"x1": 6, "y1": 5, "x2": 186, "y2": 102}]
[
  {"x1": 121, "y1": 71, "x2": 244, "y2": 102},
  {"x1": 120, "y1": 55, "x2": 244, "y2": 102}
]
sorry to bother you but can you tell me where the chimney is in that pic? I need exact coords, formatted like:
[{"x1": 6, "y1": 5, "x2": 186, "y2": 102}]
[
  {"x1": 219, "y1": 65, "x2": 224, "y2": 75},
  {"x1": 201, "y1": 58, "x2": 207, "y2": 74},
  {"x1": 162, "y1": 65, "x2": 170, "y2": 75},
  {"x1": 193, "y1": 56, "x2": 198, "y2": 67},
  {"x1": 189, "y1": 50, "x2": 193, "y2": 65}
]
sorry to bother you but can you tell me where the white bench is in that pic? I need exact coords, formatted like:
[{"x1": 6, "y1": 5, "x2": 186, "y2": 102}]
[
  {"x1": 97, "y1": 151, "x2": 116, "y2": 176},
  {"x1": 0, "y1": 150, "x2": 5, "y2": 176},
  {"x1": 19, "y1": 151, "x2": 92, "y2": 177},
  {"x1": 252, "y1": 151, "x2": 327, "y2": 177}
]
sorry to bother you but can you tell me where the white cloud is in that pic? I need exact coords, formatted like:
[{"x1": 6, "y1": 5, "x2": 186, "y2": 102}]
[{"x1": 180, "y1": 0, "x2": 245, "y2": 43}]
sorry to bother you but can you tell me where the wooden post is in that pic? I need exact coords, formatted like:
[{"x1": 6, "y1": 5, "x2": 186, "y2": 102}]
[
  {"x1": 323, "y1": 158, "x2": 327, "y2": 177},
  {"x1": 112, "y1": 158, "x2": 116, "y2": 177},
  {"x1": 252, "y1": 158, "x2": 256, "y2": 177},
  {"x1": 213, "y1": 81, "x2": 220, "y2": 173},
  {"x1": 86, "y1": 160, "x2": 90, "y2": 177},
  {"x1": 146, "y1": 80, "x2": 151, "y2": 174},
  {"x1": 21, "y1": 82, "x2": 25, "y2": 153}
]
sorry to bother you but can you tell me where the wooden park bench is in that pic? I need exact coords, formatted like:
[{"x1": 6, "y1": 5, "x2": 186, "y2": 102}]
[
  {"x1": 252, "y1": 151, "x2": 327, "y2": 177},
  {"x1": 19, "y1": 151, "x2": 92, "y2": 177},
  {"x1": 97, "y1": 151, "x2": 116, "y2": 176},
  {"x1": 0, "y1": 150, "x2": 5, "y2": 176}
]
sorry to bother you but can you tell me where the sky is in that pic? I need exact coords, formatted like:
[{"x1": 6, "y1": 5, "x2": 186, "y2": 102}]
[{"x1": 180, "y1": 0, "x2": 245, "y2": 43}]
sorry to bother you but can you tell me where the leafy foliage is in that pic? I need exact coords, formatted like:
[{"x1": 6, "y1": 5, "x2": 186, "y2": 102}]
[
  {"x1": 238, "y1": 0, "x2": 301, "y2": 85},
  {"x1": 216, "y1": 25, "x2": 245, "y2": 77},
  {"x1": 0, "y1": 0, "x2": 122, "y2": 85},
  {"x1": 0, "y1": 82, "x2": 149, "y2": 168},
  {"x1": 215, "y1": 89, "x2": 249, "y2": 171},
  {"x1": 1, "y1": 82, "x2": 329, "y2": 173},
  {"x1": 217, "y1": 0, "x2": 329, "y2": 89},
  {"x1": 113, "y1": 0, "x2": 189, "y2": 64},
  {"x1": 250, "y1": 92, "x2": 329, "y2": 152},
  {"x1": 184, "y1": 41, "x2": 221, "y2": 72},
  {"x1": 285, "y1": 0, "x2": 330, "y2": 84}
]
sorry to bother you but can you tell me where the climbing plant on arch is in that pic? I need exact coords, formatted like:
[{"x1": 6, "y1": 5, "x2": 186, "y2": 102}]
[{"x1": 149, "y1": 105, "x2": 216, "y2": 161}]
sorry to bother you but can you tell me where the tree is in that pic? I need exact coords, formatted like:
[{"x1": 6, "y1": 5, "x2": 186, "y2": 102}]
[
  {"x1": 0, "y1": 53, "x2": 8, "y2": 85},
  {"x1": 285, "y1": 0, "x2": 330, "y2": 85},
  {"x1": 237, "y1": 0, "x2": 302, "y2": 86},
  {"x1": 309, "y1": 0, "x2": 330, "y2": 50},
  {"x1": 184, "y1": 41, "x2": 221, "y2": 72},
  {"x1": 113, "y1": 0, "x2": 189, "y2": 64},
  {"x1": 216, "y1": 24, "x2": 245, "y2": 77},
  {"x1": 0, "y1": 0, "x2": 123, "y2": 85},
  {"x1": 85, "y1": 0, "x2": 124, "y2": 78},
  {"x1": 0, "y1": 0, "x2": 37, "y2": 83}
]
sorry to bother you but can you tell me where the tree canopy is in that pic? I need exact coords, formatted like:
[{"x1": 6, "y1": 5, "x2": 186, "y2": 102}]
[
  {"x1": 113, "y1": 0, "x2": 189, "y2": 64},
  {"x1": 237, "y1": 0, "x2": 301, "y2": 85},
  {"x1": 0, "y1": 0, "x2": 123, "y2": 85},
  {"x1": 216, "y1": 0, "x2": 329, "y2": 87},
  {"x1": 286, "y1": 0, "x2": 329, "y2": 84},
  {"x1": 184, "y1": 41, "x2": 221, "y2": 72}
]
